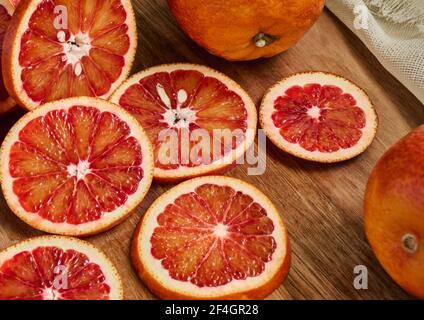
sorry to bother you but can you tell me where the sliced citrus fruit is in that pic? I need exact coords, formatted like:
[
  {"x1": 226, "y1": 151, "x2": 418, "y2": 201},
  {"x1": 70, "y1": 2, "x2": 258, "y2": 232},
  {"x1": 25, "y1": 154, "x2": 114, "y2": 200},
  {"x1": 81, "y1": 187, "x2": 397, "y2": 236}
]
[
  {"x1": 0, "y1": 236, "x2": 123, "y2": 300},
  {"x1": 2, "y1": 0, "x2": 137, "y2": 110},
  {"x1": 0, "y1": 0, "x2": 16, "y2": 114},
  {"x1": 131, "y1": 176, "x2": 291, "y2": 300},
  {"x1": 0, "y1": 97, "x2": 154, "y2": 236},
  {"x1": 110, "y1": 64, "x2": 257, "y2": 183},
  {"x1": 260, "y1": 72, "x2": 378, "y2": 163}
]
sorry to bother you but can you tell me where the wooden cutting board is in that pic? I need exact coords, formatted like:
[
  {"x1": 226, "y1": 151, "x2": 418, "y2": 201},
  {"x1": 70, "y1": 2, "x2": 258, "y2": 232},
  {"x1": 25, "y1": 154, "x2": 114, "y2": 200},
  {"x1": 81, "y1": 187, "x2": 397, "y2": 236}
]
[{"x1": 1, "y1": 0, "x2": 423, "y2": 300}]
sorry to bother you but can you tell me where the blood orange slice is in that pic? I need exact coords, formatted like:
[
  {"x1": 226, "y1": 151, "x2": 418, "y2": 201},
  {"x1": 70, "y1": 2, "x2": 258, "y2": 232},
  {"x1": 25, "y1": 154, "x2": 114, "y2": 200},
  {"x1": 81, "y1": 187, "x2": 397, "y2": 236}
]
[
  {"x1": 260, "y1": 72, "x2": 378, "y2": 163},
  {"x1": 0, "y1": 97, "x2": 154, "y2": 236},
  {"x1": 0, "y1": 0, "x2": 16, "y2": 114},
  {"x1": 110, "y1": 64, "x2": 257, "y2": 183},
  {"x1": 0, "y1": 236, "x2": 123, "y2": 300},
  {"x1": 131, "y1": 176, "x2": 291, "y2": 300},
  {"x1": 2, "y1": 0, "x2": 137, "y2": 110}
]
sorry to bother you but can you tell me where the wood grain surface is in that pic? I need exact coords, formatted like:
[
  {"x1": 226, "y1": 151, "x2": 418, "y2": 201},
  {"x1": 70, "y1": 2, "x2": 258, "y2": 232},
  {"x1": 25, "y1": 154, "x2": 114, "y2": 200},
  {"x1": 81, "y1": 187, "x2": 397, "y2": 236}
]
[{"x1": 1, "y1": 0, "x2": 423, "y2": 300}]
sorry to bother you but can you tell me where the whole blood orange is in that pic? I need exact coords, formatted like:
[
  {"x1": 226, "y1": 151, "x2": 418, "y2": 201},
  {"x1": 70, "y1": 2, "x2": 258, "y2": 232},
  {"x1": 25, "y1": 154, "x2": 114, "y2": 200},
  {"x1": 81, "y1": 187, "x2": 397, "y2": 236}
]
[
  {"x1": 131, "y1": 176, "x2": 291, "y2": 300},
  {"x1": 2, "y1": 0, "x2": 137, "y2": 110},
  {"x1": 168, "y1": 0, "x2": 325, "y2": 61},
  {"x1": 0, "y1": 97, "x2": 154, "y2": 236},
  {"x1": 0, "y1": 236, "x2": 123, "y2": 300},
  {"x1": 0, "y1": 0, "x2": 15, "y2": 114},
  {"x1": 365, "y1": 125, "x2": 424, "y2": 299},
  {"x1": 111, "y1": 64, "x2": 257, "y2": 183},
  {"x1": 260, "y1": 72, "x2": 378, "y2": 163}
]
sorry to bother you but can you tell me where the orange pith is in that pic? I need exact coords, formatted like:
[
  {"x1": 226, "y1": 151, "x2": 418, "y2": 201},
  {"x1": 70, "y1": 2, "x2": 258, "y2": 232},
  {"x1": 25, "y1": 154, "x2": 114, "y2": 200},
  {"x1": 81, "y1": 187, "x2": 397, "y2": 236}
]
[
  {"x1": 3, "y1": 0, "x2": 136, "y2": 110},
  {"x1": 0, "y1": 236, "x2": 123, "y2": 300},
  {"x1": 111, "y1": 64, "x2": 257, "y2": 182},
  {"x1": 132, "y1": 176, "x2": 290, "y2": 300},
  {"x1": 1, "y1": 98, "x2": 154, "y2": 236}
]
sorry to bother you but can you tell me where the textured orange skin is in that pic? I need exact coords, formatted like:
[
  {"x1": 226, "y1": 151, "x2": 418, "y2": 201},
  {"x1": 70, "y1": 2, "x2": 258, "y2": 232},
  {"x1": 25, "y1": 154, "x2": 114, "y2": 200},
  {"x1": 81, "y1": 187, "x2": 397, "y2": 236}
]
[
  {"x1": 2, "y1": 0, "x2": 30, "y2": 109},
  {"x1": 131, "y1": 207, "x2": 292, "y2": 300},
  {"x1": 365, "y1": 125, "x2": 424, "y2": 299},
  {"x1": 168, "y1": 0, "x2": 325, "y2": 61}
]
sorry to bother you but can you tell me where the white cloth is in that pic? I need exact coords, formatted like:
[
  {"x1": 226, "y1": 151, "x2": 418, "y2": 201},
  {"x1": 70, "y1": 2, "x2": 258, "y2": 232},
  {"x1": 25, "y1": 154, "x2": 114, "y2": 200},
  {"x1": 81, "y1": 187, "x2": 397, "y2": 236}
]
[{"x1": 326, "y1": 0, "x2": 424, "y2": 104}]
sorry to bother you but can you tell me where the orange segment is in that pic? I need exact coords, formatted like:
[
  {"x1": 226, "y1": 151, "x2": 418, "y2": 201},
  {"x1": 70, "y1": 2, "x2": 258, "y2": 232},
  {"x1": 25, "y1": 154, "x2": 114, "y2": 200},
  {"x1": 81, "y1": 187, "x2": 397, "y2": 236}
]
[
  {"x1": 32, "y1": 246, "x2": 63, "y2": 287},
  {"x1": 19, "y1": 30, "x2": 63, "y2": 67},
  {"x1": 93, "y1": 167, "x2": 143, "y2": 194},
  {"x1": 19, "y1": 116, "x2": 68, "y2": 164},
  {"x1": 222, "y1": 238, "x2": 264, "y2": 279},
  {"x1": 44, "y1": 109, "x2": 79, "y2": 163},
  {"x1": 80, "y1": 0, "x2": 97, "y2": 33},
  {"x1": 118, "y1": 84, "x2": 166, "y2": 115},
  {"x1": 9, "y1": 142, "x2": 64, "y2": 178},
  {"x1": 139, "y1": 72, "x2": 177, "y2": 109},
  {"x1": 21, "y1": 54, "x2": 66, "y2": 104},
  {"x1": 68, "y1": 181, "x2": 101, "y2": 225},
  {"x1": 68, "y1": 106, "x2": 100, "y2": 160},
  {"x1": 55, "y1": 0, "x2": 80, "y2": 35},
  {"x1": 191, "y1": 241, "x2": 231, "y2": 287},
  {"x1": 157, "y1": 203, "x2": 211, "y2": 228},
  {"x1": 91, "y1": 137, "x2": 142, "y2": 169},
  {"x1": 230, "y1": 234, "x2": 276, "y2": 263},
  {"x1": 92, "y1": 25, "x2": 130, "y2": 56},
  {"x1": 0, "y1": 251, "x2": 43, "y2": 287},
  {"x1": 89, "y1": 0, "x2": 127, "y2": 38},
  {"x1": 13, "y1": 173, "x2": 69, "y2": 212},
  {"x1": 84, "y1": 174, "x2": 127, "y2": 212},
  {"x1": 46, "y1": 65, "x2": 73, "y2": 102},
  {"x1": 38, "y1": 178, "x2": 75, "y2": 223},
  {"x1": 174, "y1": 193, "x2": 217, "y2": 225},
  {"x1": 161, "y1": 236, "x2": 216, "y2": 282},
  {"x1": 28, "y1": 0, "x2": 59, "y2": 40},
  {"x1": 195, "y1": 184, "x2": 236, "y2": 222},
  {"x1": 89, "y1": 112, "x2": 130, "y2": 160},
  {"x1": 0, "y1": 273, "x2": 43, "y2": 300},
  {"x1": 81, "y1": 56, "x2": 112, "y2": 96},
  {"x1": 224, "y1": 191, "x2": 254, "y2": 224},
  {"x1": 151, "y1": 227, "x2": 212, "y2": 260},
  {"x1": 90, "y1": 48, "x2": 124, "y2": 83}
]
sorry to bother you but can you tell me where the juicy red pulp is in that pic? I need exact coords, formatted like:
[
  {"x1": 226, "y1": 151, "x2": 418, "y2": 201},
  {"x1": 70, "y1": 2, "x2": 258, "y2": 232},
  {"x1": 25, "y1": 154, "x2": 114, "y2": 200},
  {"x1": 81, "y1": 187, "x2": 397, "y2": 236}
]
[
  {"x1": 0, "y1": 246, "x2": 110, "y2": 300},
  {"x1": 272, "y1": 83, "x2": 366, "y2": 153},
  {"x1": 9, "y1": 106, "x2": 144, "y2": 225},
  {"x1": 118, "y1": 70, "x2": 249, "y2": 170},
  {"x1": 151, "y1": 184, "x2": 276, "y2": 288}
]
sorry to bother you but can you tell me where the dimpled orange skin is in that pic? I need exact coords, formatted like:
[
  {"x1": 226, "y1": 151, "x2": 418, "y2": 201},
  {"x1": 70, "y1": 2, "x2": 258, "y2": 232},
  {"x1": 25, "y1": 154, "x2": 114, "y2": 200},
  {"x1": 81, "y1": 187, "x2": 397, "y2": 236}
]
[
  {"x1": 168, "y1": 0, "x2": 325, "y2": 61},
  {"x1": 365, "y1": 125, "x2": 424, "y2": 299}
]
